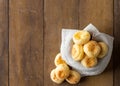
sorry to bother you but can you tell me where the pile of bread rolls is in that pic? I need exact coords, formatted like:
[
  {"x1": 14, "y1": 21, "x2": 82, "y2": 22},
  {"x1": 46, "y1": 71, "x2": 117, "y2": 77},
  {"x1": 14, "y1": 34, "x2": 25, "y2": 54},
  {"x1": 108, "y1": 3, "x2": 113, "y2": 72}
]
[
  {"x1": 50, "y1": 53, "x2": 81, "y2": 84},
  {"x1": 72, "y1": 30, "x2": 108, "y2": 68},
  {"x1": 50, "y1": 30, "x2": 108, "y2": 84}
]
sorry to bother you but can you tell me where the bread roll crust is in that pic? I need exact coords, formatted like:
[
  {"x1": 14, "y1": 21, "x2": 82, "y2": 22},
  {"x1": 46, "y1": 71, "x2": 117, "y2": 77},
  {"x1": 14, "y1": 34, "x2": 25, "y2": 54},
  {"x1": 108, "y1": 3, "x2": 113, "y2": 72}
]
[
  {"x1": 73, "y1": 30, "x2": 90, "y2": 45},
  {"x1": 66, "y1": 70, "x2": 81, "y2": 84},
  {"x1": 72, "y1": 44, "x2": 84, "y2": 61},
  {"x1": 54, "y1": 53, "x2": 66, "y2": 66},
  {"x1": 55, "y1": 64, "x2": 70, "y2": 80},
  {"x1": 83, "y1": 40, "x2": 101, "y2": 58},
  {"x1": 81, "y1": 55, "x2": 98, "y2": 68},
  {"x1": 98, "y1": 42, "x2": 108, "y2": 58},
  {"x1": 50, "y1": 69, "x2": 64, "y2": 84}
]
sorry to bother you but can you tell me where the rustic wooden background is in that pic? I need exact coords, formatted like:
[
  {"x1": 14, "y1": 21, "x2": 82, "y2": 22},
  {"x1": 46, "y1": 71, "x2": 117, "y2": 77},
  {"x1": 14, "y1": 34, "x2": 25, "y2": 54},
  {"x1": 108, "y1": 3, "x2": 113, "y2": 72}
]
[{"x1": 0, "y1": 0, "x2": 120, "y2": 86}]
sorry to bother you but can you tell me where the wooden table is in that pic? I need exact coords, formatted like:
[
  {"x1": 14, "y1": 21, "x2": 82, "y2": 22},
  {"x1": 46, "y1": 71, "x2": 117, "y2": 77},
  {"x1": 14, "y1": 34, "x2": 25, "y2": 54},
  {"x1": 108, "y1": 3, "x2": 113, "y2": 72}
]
[{"x1": 0, "y1": 0, "x2": 120, "y2": 86}]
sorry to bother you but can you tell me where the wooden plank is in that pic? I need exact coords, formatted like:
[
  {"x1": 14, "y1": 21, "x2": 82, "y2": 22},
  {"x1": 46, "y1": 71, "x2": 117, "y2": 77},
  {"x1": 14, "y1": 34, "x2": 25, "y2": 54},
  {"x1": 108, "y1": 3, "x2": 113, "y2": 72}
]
[
  {"x1": 44, "y1": 1, "x2": 62, "y2": 86},
  {"x1": 79, "y1": 0, "x2": 113, "y2": 86},
  {"x1": 79, "y1": 0, "x2": 113, "y2": 35},
  {"x1": 0, "y1": 0, "x2": 8, "y2": 86},
  {"x1": 44, "y1": 0, "x2": 78, "y2": 86},
  {"x1": 62, "y1": 0, "x2": 79, "y2": 29},
  {"x1": 9, "y1": 0, "x2": 43, "y2": 86},
  {"x1": 114, "y1": 0, "x2": 120, "y2": 86}
]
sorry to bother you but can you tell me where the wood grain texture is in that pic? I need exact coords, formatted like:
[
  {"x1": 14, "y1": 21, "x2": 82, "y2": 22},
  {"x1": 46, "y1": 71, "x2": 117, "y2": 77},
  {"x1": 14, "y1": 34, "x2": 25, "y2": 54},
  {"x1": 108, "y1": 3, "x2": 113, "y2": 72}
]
[
  {"x1": 62, "y1": 0, "x2": 79, "y2": 29},
  {"x1": 44, "y1": 0, "x2": 78, "y2": 86},
  {"x1": 79, "y1": 0, "x2": 113, "y2": 35},
  {"x1": 0, "y1": 0, "x2": 8, "y2": 86},
  {"x1": 114, "y1": 0, "x2": 120, "y2": 86},
  {"x1": 44, "y1": 0, "x2": 62, "y2": 86},
  {"x1": 9, "y1": 0, "x2": 43, "y2": 86},
  {"x1": 79, "y1": 0, "x2": 113, "y2": 86}
]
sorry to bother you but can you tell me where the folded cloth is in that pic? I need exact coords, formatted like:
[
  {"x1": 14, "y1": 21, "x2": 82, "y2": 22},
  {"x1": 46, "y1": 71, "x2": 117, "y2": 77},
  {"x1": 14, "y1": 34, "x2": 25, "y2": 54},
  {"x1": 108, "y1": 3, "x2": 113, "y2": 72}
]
[{"x1": 60, "y1": 24, "x2": 114, "y2": 77}]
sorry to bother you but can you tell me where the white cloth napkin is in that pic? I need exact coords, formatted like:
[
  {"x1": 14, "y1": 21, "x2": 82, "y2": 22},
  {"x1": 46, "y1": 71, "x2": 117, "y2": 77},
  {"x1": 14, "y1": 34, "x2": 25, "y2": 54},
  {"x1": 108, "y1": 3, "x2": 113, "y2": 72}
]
[{"x1": 60, "y1": 24, "x2": 114, "y2": 77}]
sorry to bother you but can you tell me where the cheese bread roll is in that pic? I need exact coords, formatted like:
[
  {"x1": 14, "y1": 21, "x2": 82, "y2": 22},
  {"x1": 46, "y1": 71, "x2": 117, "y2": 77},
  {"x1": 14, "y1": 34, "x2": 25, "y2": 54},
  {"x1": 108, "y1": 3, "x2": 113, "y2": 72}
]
[
  {"x1": 81, "y1": 55, "x2": 97, "y2": 68},
  {"x1": 54, "y1": 53, "x2": 66, "y2": 66},
  {"x1": 71, "y1": 44, "x2": 84, "y2": 61},
  {"x1": 55, "y1": 64, "x2": 70, "y2": 80},
  {"x1": 66, "y1": 70, "x2": 81, "y2": 84},
  {"x1": 83, "y1": 40, "x2": 101, "y2": 58},
  {"x1": 50, "y1": 69, "x2": 64, "y2": 84},
  {"x1": 98, "y1": 42, "x2": 108, "y2": 58},
  {"x1": 73, "y1": 30, "x2": 90, "y2": 45}
]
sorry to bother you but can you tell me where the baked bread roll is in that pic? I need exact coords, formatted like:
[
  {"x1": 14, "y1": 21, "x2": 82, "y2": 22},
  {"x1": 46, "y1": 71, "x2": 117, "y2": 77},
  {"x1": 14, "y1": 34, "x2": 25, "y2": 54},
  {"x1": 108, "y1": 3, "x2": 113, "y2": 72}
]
[
  {"x1": 73, "y1": 30, "x2": 90, "y2": 45},
  {"x1": 50, "y1": 69, "x2": 64, "y2": 84},
  {"x1": 66, "y1": 70, "x2": 81, "y2": 84},
  {"x1": 54, "y1": 53, "x2": 66, "y2": 66},
  {"x1": 55, "y1": 64, "x2": 70, "y2": 80},
  {"x1": 98, "y1": 42, "x2": 108, "y2": 58},
  {"x1": 71, "y1": 44, "x2": 84, "y2": 61},
  {"x1": 83, "y1": 40, "x2": 101, "y2": 58},
  {"x1": 81, "y1": 55, "x2": 97, "y2": 68}
]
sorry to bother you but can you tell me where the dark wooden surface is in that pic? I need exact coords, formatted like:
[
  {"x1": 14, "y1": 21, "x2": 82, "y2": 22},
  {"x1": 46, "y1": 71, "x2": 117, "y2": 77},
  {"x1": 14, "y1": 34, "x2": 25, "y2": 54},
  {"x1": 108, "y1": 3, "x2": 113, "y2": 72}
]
[
  {"x1": 0, "y1": 0, "x2": 8, "y2": 86},
  {"x1": 0, "y1": 0, "x2": 119, "y2": 86},
  {"x1": 114, "y1": 0, "x2": 120, "y2": 86},
  {"x1": 9, "y1": 0, "x2": 43, "y2": 86}
]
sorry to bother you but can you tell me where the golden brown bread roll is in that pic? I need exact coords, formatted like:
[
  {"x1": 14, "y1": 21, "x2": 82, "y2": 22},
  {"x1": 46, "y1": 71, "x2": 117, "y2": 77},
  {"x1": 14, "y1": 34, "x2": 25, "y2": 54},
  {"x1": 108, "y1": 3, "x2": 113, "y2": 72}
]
[
  {"x1": 98, "y1": 42, "x2": 108, "y2": 58},
  {"x1": 81, "y1": 55, "x2": 98, "y2": 68},
  {"x1": 55, "y1": 64, "x2": 70, "y2": 80},
  {"x1": 83, "y1": 40, "x2": 101, "y2": 58},
  {"x1": 71, "y1": 44, "x2": 84, "y2": 61},
  {"x1": 54, "y1": 53, "x2": 66, "y2": 66},
  {"x1": 73, "y1": 30, "x2": 90, "y2": 45},
  {"x1": 50, "y1": 69, "x2": 64, "y2": 84},
  {"x1": 66, "y1": 70, "x2": 81, "y2": 84}
]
